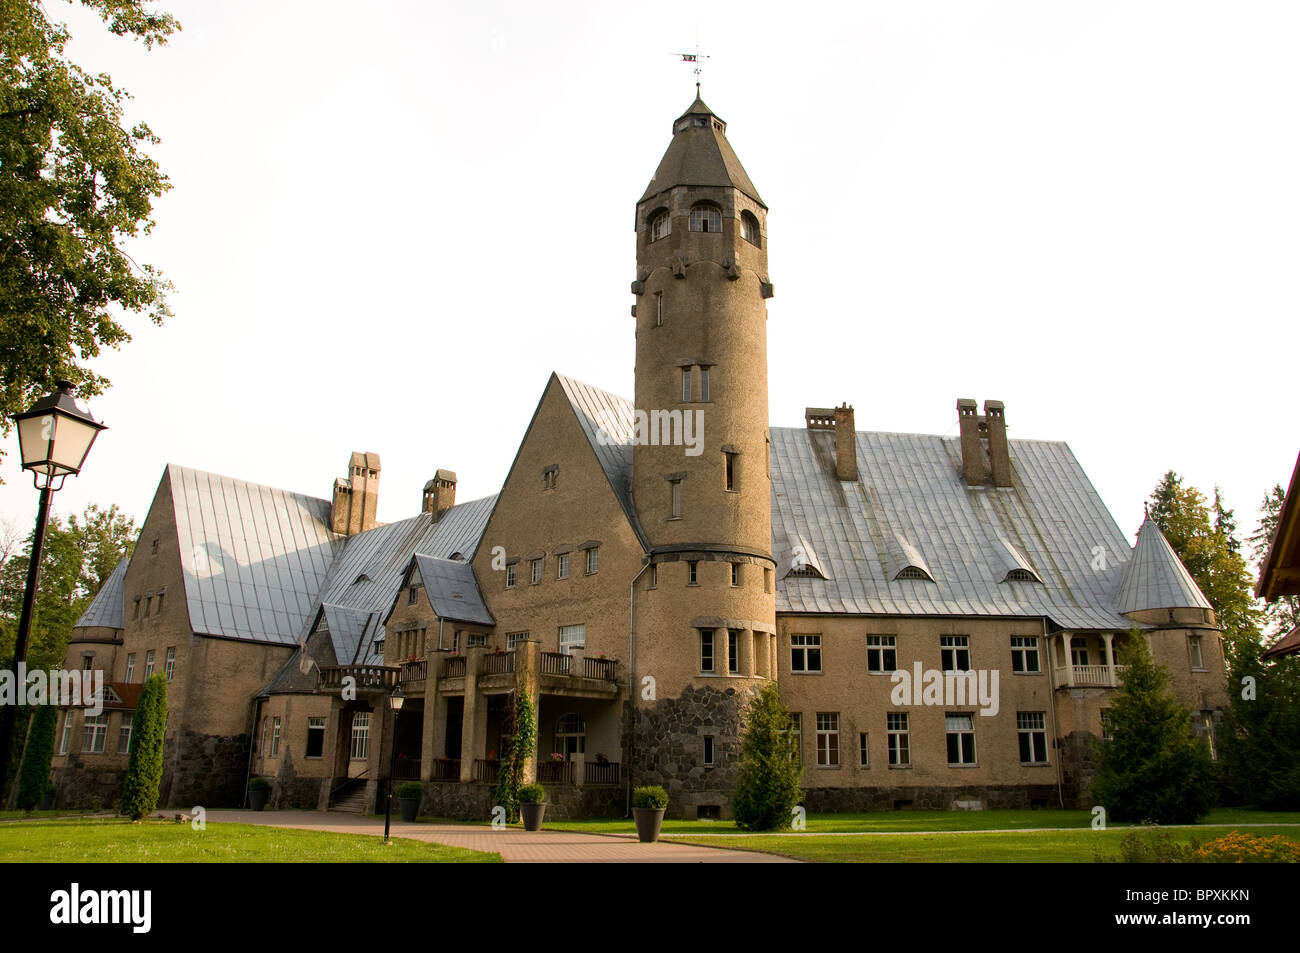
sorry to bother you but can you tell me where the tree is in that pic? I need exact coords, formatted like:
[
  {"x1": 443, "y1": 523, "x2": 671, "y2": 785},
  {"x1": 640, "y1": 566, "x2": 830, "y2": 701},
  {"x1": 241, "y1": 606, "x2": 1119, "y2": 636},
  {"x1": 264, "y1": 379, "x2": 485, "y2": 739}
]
[
  {"x1": 730, "y1": 682, "x2": 804, "y2": 831},
  {"x1": 120, "y1": 672, "x2": 166, "y2": 819},
  {"x1": 14, "y1": 703, "x2": 56, "y2": 811},
  {"x1": 0, "y1": 0, "x2": 179, "y2": 468},
  {"x1": 1092, "y1": 636, "x2": 1216, "y2": 824}
]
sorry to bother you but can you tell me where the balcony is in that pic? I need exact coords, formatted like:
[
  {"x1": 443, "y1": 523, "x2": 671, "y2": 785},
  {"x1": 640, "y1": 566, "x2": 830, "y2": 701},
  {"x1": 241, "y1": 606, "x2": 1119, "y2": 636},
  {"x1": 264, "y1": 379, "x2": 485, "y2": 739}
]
[
  {"x1": 318, "y1": 664, "x2": 398, "y2": 693},
  {"x1": 539, "y1": 652, "x2": 618, "y2": 700},
  {"x1": 442, "y1": 656, "x2": 466, "y2": 679},
  {"x1": 431, "y1": 758, "x2": 461, "y2": 782},
  {"x1": 482, "y1": 651, "x2": 516, "y2": 677},
  {"x1": 1059, "y1": 664, "x2": 1128, "y2": 689},
  {"x1": 473, "y1": 759, "x2": 501, "y2": 783},
  {"x1": 400, "y1": 658, "x2": 427, "y2": 687}
]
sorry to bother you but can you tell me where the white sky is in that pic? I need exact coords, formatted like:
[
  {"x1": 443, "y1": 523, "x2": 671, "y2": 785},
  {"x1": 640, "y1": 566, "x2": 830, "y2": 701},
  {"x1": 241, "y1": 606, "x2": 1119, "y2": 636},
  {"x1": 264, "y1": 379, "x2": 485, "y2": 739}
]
[{"x1": 2, "y1": 0, "x2": 1296, "y2": 565}]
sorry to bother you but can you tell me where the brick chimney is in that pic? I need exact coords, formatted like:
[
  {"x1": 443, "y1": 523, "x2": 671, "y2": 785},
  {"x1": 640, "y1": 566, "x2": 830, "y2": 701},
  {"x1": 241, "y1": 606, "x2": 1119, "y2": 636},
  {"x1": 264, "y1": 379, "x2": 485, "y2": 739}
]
[
  {"x1": 957, "y1": 399, "x2": 984, "y2": 485},
  {"x1": 956, "y1": 400, "x2": 1013, "y2": 487},
  {"x1": 422, "y1": 469, "x2": 457, "y2": 521},
  {"x1": 331, "y1": 452, "x2": 381, "y2": 536},
  {"x1": 984, "y1": 400, "x2": 1012, "y2": 487},
  {"x1": 833, "y1": 403, "x2": 857, "y2": 481}
]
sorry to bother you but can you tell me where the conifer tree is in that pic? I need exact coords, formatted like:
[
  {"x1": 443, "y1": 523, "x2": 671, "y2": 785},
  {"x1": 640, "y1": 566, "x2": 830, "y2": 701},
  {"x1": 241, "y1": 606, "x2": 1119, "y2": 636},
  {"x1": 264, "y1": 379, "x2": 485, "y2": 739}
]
[
  {"x1": 120, "y1": 673, "x2": 167, "y2": 820},
  {"x1": 15, "y1": 703, "x2": 56, "y2": 811},
  {"x1": 731, "y1": 682, "x2": 803, "y2": 831}
]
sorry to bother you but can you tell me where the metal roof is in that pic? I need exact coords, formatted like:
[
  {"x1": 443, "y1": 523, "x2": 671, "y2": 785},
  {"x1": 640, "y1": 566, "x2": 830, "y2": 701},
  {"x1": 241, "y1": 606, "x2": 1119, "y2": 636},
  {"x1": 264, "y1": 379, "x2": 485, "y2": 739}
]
[
  {"x1": 770, "y1": 427, "x2": 1141, "y2": 630},
  {"x1": 639, "y1": 96, "x2": 766, "y2": 208},
  {"x1": 1115, "y1": 517, "x2": 1213, "y2": 614},
  {"x1": 74, "y1": 556, "x2": 128, "y2": 629},
  {"x1": 412, "y1": 554, "x2": 495, "y2": 626},
  {"x1": 320, "y1": 603, "x2": 379, "y2": 667}
]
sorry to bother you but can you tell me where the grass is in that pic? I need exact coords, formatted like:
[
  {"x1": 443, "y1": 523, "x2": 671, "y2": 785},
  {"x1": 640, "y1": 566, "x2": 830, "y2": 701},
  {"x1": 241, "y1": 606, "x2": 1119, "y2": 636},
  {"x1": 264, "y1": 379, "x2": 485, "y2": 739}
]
[
  {"x1": 0, "y1": 808, "x2": 111, "y2": 821},
  {"x1": 0, "y1": 818, "x2": 500, "y2": 863}
]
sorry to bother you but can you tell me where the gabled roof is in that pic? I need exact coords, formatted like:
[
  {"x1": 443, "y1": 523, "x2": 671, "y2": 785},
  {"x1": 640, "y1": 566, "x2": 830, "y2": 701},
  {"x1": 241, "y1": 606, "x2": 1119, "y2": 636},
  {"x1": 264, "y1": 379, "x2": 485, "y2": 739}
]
[
  {"x1": 75, "y1": 556, "x2": 128, "y2": 629},
  {"x1": 639, "y1": 96, "x2": 765, "y2": 208},
  {"x1": 770, "y1": 427, "x2": 1138, "y2": 630},
  {"x1": 410, "y1": 554, "x2": 494, "y2": 626},
  {"x1": 320, "y1": 603, "x2": 380, "y2": 667},
  {"x1": 1257, "y1": 451, "x2": 1300, "y2": 599},
  {"x1": 1115, "y1": 517, "x2": 1214, "y2": 615},
  {"x1": 1263, "y1": 625, "x2": 1300, "y2": 659}
]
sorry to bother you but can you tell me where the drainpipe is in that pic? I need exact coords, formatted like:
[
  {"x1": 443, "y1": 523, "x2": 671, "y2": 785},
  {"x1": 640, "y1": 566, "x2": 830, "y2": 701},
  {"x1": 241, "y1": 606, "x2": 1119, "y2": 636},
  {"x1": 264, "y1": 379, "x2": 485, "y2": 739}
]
[
  {"x1": 626, "y1": 557, "x2": 651, "y2": 817},
  {"x1": 1042, "y1": 618, "x2": 1065, "y2": 808},
  {"x1": 243, "y1": 696, "x2": 264, "y2": 810}
]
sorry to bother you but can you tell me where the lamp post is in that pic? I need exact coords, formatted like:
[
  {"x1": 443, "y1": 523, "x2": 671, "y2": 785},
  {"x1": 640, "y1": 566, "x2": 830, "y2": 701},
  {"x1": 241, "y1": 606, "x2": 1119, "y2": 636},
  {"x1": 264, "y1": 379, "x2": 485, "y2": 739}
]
[
  {"x1": 383, "y1": 685, "x2": 404, "y2": 844},
  {"x1": 0, "y1": 381, "x2": 107, "y2": 797}
]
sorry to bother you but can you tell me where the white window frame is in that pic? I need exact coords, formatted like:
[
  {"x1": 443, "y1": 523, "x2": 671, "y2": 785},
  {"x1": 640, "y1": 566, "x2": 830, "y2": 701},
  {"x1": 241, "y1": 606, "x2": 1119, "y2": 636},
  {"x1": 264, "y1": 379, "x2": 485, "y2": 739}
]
[
  {"x1": 1011, "y1": 636, "x2": 1040, "y2": 673},
  {"x1": 700, "y1": 367, "x2": 710, "y2": 402},
  {"x1": 306, "y1": 717, "x2": 326, "y2": 759},
  {"x1": 118, "y1": 713, "x2": 134, "y2": 755},
  {"x1": 1070, "y1": 637, "x2": 1090, "y2": 667},
  {"x1": 887, "y1": 713, "x2": 910, "y2": 767},
  {"x1": 689, "y1": 204, "x2": 721, "y2": 233},
  {"x1": 940, "y1": 635, "x2": 970, "y2": 673},
  {"x1": 530, "y1": 558, "x2": 543, "y2": 585},
  {"x1": 143, "y1": 650, "x2": 155, "y2": 679},
  {"x1": 859, "y1": 732, "x2": 869, "y2": 767},
  {"x1": 59, "y1": 713, "x2": 72, "y2": 755},
  {"x1": 1188, "y1": 635, "x2": 1205, "y2": 671},
  {"x1": 866, "y1": 635, "x2": 897, "y2": 673},
  {"x1": 559, "y1": 624, "x2": 585, "y2": 657},
  {"x1": 557, "y1": 553, "x2": 570, "y2": 579},
  {"x1": 816, "y1": 712, "x2": 839, "y2": 766},
  {"x1": 682, "y1": 367, "x2": 692, "y2": 402},
  {"x1": 700, "y1": 630, "x2": 714, "y2": 673},
  {"x1": 350, "y1": 711, "x2": 370, "y2": 761},
  {"x1": 686, "y1": 560, "x2": 698, "y2": 585},
  {"x1": 1017, "y1": 711, "x2": 1048, "y2": 764},
  {"x1": 649, "y1": 210, "x2": 670, "y2": 242},
  {"x1": 506, "y1": 631, "x2": 528, "y2": 650},
  {"x1": 505, "y1": 563, "x2": 516, "y2": 589},
  {"x1": 270, "y1": 716, "x2": 281, "y2": 757},
  {"x1": 81, "y1": 713, "x2": 108, "y2": 754},
  {"x1": 164, "y1": 646, "x2": 176, "y2": 681},
  {"x1": 728, "y1": 629, "x2": 739, "y2": 674},
  {"x1": 790, "y1": 634, "x2": 822, "y2": 673},
  {"x1": 945, "y1": 712, "x2": 977, "y2": 765},
  {"x1": 125, "y1": 653, "x2": 135, "y2": 683},
  {"x1": 585, "y1": 547, "x2": 599, "y2": 574}
]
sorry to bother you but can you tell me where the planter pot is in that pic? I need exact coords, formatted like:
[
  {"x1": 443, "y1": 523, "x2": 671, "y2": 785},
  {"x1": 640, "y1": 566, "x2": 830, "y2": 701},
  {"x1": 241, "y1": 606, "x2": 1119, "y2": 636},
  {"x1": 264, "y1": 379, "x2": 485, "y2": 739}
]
[
  {"x1": 634, "y1": 807, "x2": 666, "y2": 843},
  {"x1": 399, "y1": 797, "x2": 420, "y2": 823},
  {"x1": 248, "y1": 788, "x2": 269, "y2": 811},
  {"x1": 520, "y1": 801, "x2": 547, "y2": 831}
]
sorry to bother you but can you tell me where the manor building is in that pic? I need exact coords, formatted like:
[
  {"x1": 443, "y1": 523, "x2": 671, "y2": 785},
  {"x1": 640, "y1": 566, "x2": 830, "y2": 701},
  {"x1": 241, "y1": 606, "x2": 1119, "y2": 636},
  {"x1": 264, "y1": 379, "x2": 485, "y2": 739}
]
[{"x1": 51, "y1": 95, "x2": 1227, "y2": 817}]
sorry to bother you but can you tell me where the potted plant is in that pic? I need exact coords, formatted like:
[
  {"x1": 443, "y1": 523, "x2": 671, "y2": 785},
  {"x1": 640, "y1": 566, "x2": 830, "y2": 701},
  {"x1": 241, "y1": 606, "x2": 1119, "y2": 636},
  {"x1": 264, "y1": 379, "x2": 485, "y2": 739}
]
[
  {"x1": 518, "y1": 783, "x2": 547, "y2": 831},
  {"x1": 396, "y1": 781, "x2": 423, "y2": 822},
  {"x1": 632, "y1": 785, "x2": 668, "y2": 843},
  {"x1": 248, "y1": 776, "x2": 271, "y2": 811}
]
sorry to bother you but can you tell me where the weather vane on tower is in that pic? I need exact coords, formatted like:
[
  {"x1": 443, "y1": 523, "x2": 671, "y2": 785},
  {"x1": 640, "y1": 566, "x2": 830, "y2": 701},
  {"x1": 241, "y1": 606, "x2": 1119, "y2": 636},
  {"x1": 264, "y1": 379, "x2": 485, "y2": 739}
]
[{"x1": 674, "y1": 41, "x2": 710, "y2": 96}]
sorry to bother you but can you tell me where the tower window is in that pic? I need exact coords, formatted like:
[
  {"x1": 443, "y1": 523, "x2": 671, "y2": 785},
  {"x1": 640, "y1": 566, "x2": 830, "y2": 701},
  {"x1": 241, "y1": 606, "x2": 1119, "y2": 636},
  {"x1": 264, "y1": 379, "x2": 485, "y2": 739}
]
[
  {"x1": 741, "y1": 211, "x2": 761, "y2": 247},
  {"x1": 730, "y1": 563, "x2": 740, "y2": 587},
  {"x1": 670, "y1": 480, "x2": 682, "y2": 519},
  {"x1": 655, "y1": 292, "x2": 664, "y2": 326},
  {"x1": 649, "y1": 209, "x2": 671, "y2": 242},
  {"x1": 689, "y1": 204, "x2": 721, "y2": 233},
  {"x1": 682, "y1": 367, "x2": 692, "y2": 402},
  {"x1": 700, "y1": 630, "x2": 714, "y2": 672},
  {"x1": 724, "y1": 452, "x2": 737, "y2": 491},
  {"x1": 687, "y1": 561, "x2": 699, "y2": 586},
  {"x1": 700, "y1": 367, "x2": 710, "y2": 401}
]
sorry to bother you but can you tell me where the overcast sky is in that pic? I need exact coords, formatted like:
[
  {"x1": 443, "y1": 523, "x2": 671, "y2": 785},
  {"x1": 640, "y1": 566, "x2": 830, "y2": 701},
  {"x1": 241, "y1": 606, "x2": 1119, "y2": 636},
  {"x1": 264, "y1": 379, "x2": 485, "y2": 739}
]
[{"x1": 2, "y1": 1, "x2": 1296, "y2": 567}]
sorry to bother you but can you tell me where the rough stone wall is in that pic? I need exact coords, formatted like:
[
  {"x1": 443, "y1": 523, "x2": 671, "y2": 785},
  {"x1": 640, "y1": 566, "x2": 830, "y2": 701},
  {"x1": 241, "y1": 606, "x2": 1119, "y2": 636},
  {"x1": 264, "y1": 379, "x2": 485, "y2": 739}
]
[{"x1": 163, "y1": 728, "x2": 250, "y2": 808}]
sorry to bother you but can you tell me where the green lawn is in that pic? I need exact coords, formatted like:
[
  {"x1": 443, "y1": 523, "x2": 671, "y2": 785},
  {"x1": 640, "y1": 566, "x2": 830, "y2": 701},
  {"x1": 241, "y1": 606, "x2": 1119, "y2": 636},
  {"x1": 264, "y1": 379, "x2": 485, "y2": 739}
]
[{"x1": 0, "y1": 818, "x2": 500, "y2": 863}]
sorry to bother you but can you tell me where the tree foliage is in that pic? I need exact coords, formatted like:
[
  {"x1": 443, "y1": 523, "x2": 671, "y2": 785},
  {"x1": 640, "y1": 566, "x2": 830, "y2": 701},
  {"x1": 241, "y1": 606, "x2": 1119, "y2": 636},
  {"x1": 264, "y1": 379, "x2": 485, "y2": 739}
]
[
  {"x1": 491, "y1": 690, "x2": 536, "y2": 823},
  {"x1": 15, "y1": 702, "x2": 56, "y2": 811},
  {"x1": 120, "y1": 671, "x2": 165, "y2": 819},
  {"x1": 1092, "y1": 636, "x2": 1215, "y2": 824},
  {"x1": 730, "y1": 682, "x2": 804, "y2": 831},
  {"x1": 0, "y1": 0, "x2": 178, "y2": 462}
]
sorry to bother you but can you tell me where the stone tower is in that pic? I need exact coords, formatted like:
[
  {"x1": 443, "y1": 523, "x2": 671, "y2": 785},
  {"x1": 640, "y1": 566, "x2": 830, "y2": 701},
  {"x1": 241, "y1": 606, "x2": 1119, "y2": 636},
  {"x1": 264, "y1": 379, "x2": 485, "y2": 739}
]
[{"x1": 629, "y1": 93, "x2": 779, "y2": 817}]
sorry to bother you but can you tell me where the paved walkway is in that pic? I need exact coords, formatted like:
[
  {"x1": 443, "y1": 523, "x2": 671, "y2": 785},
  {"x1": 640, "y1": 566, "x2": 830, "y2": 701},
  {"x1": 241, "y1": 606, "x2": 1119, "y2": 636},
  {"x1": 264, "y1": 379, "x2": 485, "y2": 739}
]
[{"x1": 205, "y1": 810, "x2": 795, "y2": 863}]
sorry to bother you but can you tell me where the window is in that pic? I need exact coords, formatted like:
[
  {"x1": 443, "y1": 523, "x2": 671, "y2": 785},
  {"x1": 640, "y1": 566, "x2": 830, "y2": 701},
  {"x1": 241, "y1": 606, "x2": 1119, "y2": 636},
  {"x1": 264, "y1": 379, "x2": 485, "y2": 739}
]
[
  {"x1": 132, "y1": 598, "x2": 140, "y2": 620},
  {"x1": 940, "y1": 636, "x2": 970, "y2": 673},
  {"x1": 687, "y1": 560, "x2": 698, "y2": 585},
  {"x1": 82, "y1": 713, "x2": 108, "y2": 754},
  {"x1": 945, "y1": 713, "x2": 976, "y2": 765},
  {"x1": 1070, "y1": 637, "x2": 1090, "y2": 667},
  {"x1": 467, "y1": 633, "x2": 487, "y2": 648},
  {"x1": 408, "y1": 584, "x2": 420, "y2": 605},
  {"x1": 559, "y1": 624, "x2": 585, "y2": 657},
  {"x1": 306, "y1": 717, "x2": 325, "y2": 758},
  {"x1": 700, "y1": 630, "x2": 714, "y2": 673},
  {"x1": 859, "y1": 732, "x2": 869, "y2": 767},
  {"x1": 585, "y1": 547, "x2": 599, "y2": 574},
  {"x1": 730, "y1": 562, "x2": 740, "y2": 586},
  {"x1": 1100, "y1": 709, "x2": 1113, "y2": 741},
  {"x1": 1200, "y1": 711, "x2": 1216, "y2": 760},
  {"x1": 125, "y1": 653, "x2": 136, "y2": 683},
  {"x1": 866, "y1": 635, "x2": 897, "y2": 673},
  {"x1": 689, "y1": 204, "x2": 721, "y2": 233},
  {"x1": 700, "y1": 367, "x2": 710, "y2": 401},
  {"x1": 1011, "y1": 636, "x2": 1040, "y2": 673},
  {"x1": 724, "y1": 452, "x2": 737, "y2": 491},
  {"x1": 887, "y1": 713, "x2": 910, "y2": 766},
  {"x1": 703, "y1": 735, "x2": 714, "y2": 766},
  {"x1": 261, "y1": 717, "x2": 269, "y2": 755},
  {"x1": 506, "y1": 632, "x2": 528, "y2": 650},
  {"x1": 1188, "y1": 635, "x2": 1205, "y2": 671},
  {"x1": 505, "y1": 563, "x2": 516, "y2": 589},
  {"x1": 786, "y1": 712, "x2": 802, "y2": 762},
  {"x1": 349, "y1": 711, "x2": 370, "y2": 761},
  {"x1": 81, "y1": 655, "x2": 93, "y2": 672},
  {"x1": 682, "y1": 367, "x2": 692, "y2": 402},
  {"x1": 270, "y1": 717, "x2": 281, "y2": 757},
  {"x1": 144, "y1": 650, "x2": 155, "y2": 679},
  {"x1": 450, "y1": 631, "x2": 460, "y2": 653},
  {"x1": 671, "y1": 480, "x2": 682, "y2": 519},
  {"x1": 816, "y1": 713, "x2": 839, "y2": 766},
  {"x1": 118, "y1": 714, "x2": 134, "y2": 755},
  {"x1": 557, "y1": 553, "x2": 570, "y2": 579},
  {"x1": 740, "y1": 210, "x2": 761, "y2": 246},
  {"x1": 164, "y1": 646, "x2": 176, "y2": 681},
  {"x1": 555, "y1": 713, "x2": 586, "y2": 758},
  {"x1": 648, "y1": 564, "x2": 658, "y2": 588},
  {"x1": 530, "y1": 558, "x2": 543, "y2": 585},
  {"x1": 790, "y1": 634, "x2": 822, "y2": 673},
  {"x1": 59, "y1": 714, "x2": 72, "y2": 755},
  {"x1": 649, "y1": 209, "x2": 670, "y2": 241},
  {"x1": 1016, "y1": 712, "x2": 1048, "y2": 764},
  {"x1": 655, "y1": 292, "x2": 664, "y2": 326},
  {"x1": 728, "y1": 630, "x2": 739, "y2": 673}
]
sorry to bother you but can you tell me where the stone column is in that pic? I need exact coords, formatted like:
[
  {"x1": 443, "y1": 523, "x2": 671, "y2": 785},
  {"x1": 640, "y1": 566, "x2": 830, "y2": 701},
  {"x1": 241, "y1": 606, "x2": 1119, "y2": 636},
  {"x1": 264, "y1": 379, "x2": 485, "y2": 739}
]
[
  {"x1": 769, "y1": 634, "x2": 778, "y2": 681},
  {"x1": 739, "y1": 627, "x2": 754, "y2": 677},
  {"x1": 458, "y1": 645, "x2": 487, "y2": 783},
  {"x1": 514, "y1": 639, "x2": 541, "y2": 785},
  {"x1": 716, "y1": 628, "x2": 730, "y2": 676},
  {"x1": 1061, "y1": 633, "x2": 1074, "y2": 688},
  {"x1": 1102, "y1": 633, "x2": 1116, "y2": 687}
]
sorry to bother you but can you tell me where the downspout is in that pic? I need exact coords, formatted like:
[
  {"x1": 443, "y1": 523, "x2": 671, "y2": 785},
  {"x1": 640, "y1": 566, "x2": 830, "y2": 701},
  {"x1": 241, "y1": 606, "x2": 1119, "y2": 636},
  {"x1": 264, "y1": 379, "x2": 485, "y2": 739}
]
[
  {"x1": 243, "y1": 695, "x2": 263, "y2": 810},
  {"x1": 1043, "y1": 617, "x2": 1065, "y2": 808},
  {"x1": 626, "y1": 558, "x2": 651, "y2": 817}
]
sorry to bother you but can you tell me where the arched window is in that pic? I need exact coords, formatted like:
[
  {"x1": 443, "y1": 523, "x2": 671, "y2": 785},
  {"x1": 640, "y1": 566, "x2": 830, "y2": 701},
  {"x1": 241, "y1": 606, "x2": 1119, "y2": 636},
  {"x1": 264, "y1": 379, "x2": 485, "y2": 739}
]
[
  {"x1": 740, "y1": 211, "x2": 761, "y2": 247},
  {"x1": 555, "y1": 713, "x2": 586, "y2": 759},
  {"x1": 649, "y1": 209, "x2": 671, "y2": 242},
  {"x1": 689, "y1": 204, "x2": 721, "y2": 233}
]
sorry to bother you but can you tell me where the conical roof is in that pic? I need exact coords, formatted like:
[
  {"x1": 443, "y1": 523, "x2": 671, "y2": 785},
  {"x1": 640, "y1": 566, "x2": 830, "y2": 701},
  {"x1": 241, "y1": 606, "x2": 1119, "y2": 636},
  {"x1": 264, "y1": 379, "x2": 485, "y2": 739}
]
[
  {"x1": 1115, "y1": 517, "x2": 1213, "y2": 615},
  {"x1": 639, "y1": 94, "x2": 765, "y2": 208}
]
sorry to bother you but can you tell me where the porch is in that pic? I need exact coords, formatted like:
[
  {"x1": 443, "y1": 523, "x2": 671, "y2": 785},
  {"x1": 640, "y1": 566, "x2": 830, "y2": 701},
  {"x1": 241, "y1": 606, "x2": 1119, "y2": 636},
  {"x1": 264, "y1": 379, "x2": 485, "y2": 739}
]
[{"x1": 1050, "y1": 631, "x2": 1133, "y2": 689}]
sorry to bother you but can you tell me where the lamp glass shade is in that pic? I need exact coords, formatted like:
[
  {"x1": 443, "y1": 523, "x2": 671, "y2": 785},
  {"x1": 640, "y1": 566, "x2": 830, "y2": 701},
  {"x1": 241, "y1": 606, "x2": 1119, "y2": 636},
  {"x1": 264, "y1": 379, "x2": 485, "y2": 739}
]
[
  {"x1": 389, "y1": 687, "x2": 404, "y2": 712},
  {"x1": 13, "y1": 389, "x2": 105, "y2": 478}
]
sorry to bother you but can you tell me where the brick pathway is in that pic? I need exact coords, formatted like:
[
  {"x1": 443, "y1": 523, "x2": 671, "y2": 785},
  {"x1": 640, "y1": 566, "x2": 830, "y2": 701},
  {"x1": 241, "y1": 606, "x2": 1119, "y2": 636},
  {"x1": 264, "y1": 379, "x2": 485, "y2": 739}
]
[{"x1": 205, "y1": 810, "x2": 795, "y2": 863}]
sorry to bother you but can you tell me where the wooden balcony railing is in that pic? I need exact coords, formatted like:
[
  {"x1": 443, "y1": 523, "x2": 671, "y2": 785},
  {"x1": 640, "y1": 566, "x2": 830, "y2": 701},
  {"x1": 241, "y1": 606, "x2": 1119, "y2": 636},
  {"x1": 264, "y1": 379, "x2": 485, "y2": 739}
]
[
  {"x1": 537, "y1": 760, "x2": 573, "y2": 784},
  {"x1": 584, "y1": 760, "x2": 620, "y2": 786},
  {"x1": 473, "y1": 759, "x2": 501, "y2": 783},
  {"x1": 431, "y1": 758, "x2": 460, "y2": 782},
  {"x1": 540, "y1": 652, "x2": 571, "y2": 676},
  {"x1": 583, "y1": 657, "x2": 617, "y2": 681},
  {"x1": 318, "y1": 664, "x2": 399, "y2": 692},
  {"x1": 400, "y1": 658, "x2": 427, "y2": 684},
  {"x1": 442, "y1": 656, "x2": 466, "y2": 679},
  {"x1": 482, "y1": 651, "x2": 515, "y2": 676},
  {"x1": 392, "y1": 756, "x2": 421, "y2": 781}
]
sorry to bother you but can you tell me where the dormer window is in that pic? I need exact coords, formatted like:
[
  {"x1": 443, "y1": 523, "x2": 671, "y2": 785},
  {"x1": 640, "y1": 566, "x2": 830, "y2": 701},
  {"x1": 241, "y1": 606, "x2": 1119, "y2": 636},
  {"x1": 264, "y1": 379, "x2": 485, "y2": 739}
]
[
  {"x1": 649, "y1": 210, "x2": 671, "y2": 242},
  {"x1": 689, "y1": 204, "x2": 721, "y2": 233},
  {"x1": 894, "y1": 566, "x2": 933, "y2": 581},
  {"x1": 741, "y1": 211, "x2": 761, "y2": 247},
  {"x1": 1003, "y1": 569, "x2": 1040, "y2": 583}
]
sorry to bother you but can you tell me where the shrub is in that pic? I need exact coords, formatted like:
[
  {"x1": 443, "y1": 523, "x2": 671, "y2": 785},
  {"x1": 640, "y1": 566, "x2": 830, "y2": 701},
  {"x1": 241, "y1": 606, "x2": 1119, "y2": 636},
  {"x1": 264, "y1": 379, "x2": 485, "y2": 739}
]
[
  {"x1": 15, "y1": 704, "x2": 57, "y2": 812},
  {"x1": 730, "y1": 682, "x2": 804, "y2": 831},
  {"x1": 632, "y1": 785, "x2": 668, "y2": 810},
  {"x1": 120, "y1": 674, "x2": 167, "y2": 821},
  {"x1": 247, "y1": 776, "x2": 271, "y2": 792},
  {"x1": 1098, "y1": 825, "x2": 1197, "y2": 863},
  {"x1": 396, "y1": 781, "x2": 423, "y2": 799},
  {"x1": 517, "y1": 783, "x2": 546, "y2": 804},
  {"x1": 1191, "y1": 831, "x2": 1300, "y2": 863}
]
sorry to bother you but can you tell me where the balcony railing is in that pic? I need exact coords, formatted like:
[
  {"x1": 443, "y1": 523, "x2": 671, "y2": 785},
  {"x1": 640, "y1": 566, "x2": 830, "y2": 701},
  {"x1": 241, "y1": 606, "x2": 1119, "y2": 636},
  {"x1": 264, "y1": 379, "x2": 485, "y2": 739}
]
[
  {"x1": 473, "y1": 759, "x2": 501, "y2": 783},
  {"x1": 1067, "y1": 664, "x2": 1129, "y2": 688},
  {"x1": 392, "y1": 756, "x2": 421, "y2": 781},
  {"x1": 318, "y1": 664, "x2": 399, "y2": 692},
  {"x1": 431, "y1": 758, "x2": 460, "y2": 782},
  {"x1": 584, "y1": 760, "x2": 621, "y2": 786},
  {"x1": 537, "y1": 760, "x2": 573, "y2": 784},
  {"x1": 540, "y1": 652, "x2": 571, "y2": 676},
  {"x1": 400, "y1": 658, "x2": 427, "y2": 684},
  {"x1": 442, "y1": 656, "x2": 466, "y2": 679},
  {"x1": 482, "y1": 651, "x2": 515, "y2": 677},
  {"x1": 583, "y1": 657, "x2": 617, "y2": 681}
]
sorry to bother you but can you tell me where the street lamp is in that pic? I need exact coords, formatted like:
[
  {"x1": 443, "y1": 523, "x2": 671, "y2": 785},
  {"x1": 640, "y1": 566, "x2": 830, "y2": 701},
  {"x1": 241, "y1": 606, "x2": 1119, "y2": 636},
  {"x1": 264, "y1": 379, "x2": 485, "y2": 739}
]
[
  {"x1": 383, "y1": 685, "x2": 405, "y2": 844},
  {"x1": 0, "y1": 381, "x2": 107, "y2": 796}
]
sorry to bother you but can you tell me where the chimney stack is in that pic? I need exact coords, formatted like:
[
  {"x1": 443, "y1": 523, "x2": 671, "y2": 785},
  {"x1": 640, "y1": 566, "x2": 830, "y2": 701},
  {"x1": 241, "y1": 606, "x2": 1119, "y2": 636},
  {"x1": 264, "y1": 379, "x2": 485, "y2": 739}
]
[
  {"x1": 956, "y1": 399, "x2": 1013, "y2": 487},
  {"x1": 331, "y1": 452, "x2": 381, "y2": 536},
  {"x1": 422, "y1": 469, "x2": 457, "y2": 521},
  {"x1": 833, "y1": 403, "x2": 857, "y2": 481}
]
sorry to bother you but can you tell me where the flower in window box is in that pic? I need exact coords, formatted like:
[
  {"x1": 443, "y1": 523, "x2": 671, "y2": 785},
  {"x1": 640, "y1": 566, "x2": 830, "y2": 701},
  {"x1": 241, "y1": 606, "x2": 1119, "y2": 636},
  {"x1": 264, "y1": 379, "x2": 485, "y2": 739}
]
[{"x1": 549, "y1": 752, "x2": 563, "y2": 762}]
